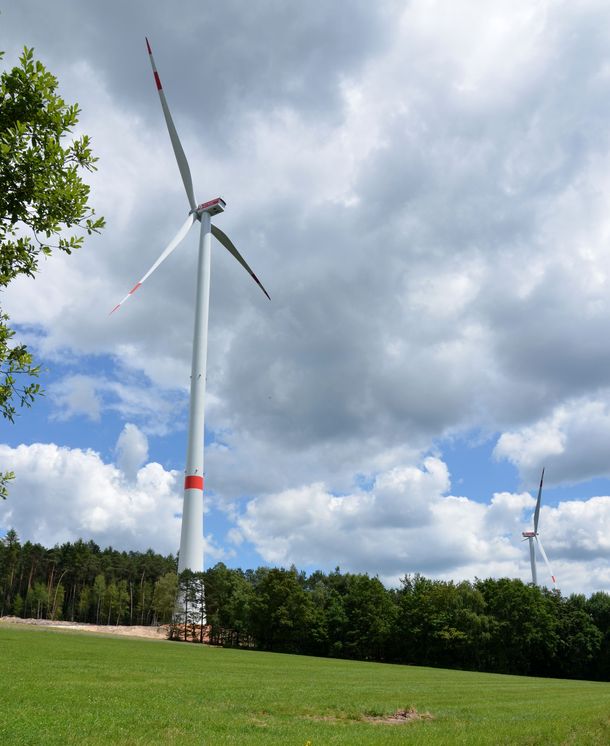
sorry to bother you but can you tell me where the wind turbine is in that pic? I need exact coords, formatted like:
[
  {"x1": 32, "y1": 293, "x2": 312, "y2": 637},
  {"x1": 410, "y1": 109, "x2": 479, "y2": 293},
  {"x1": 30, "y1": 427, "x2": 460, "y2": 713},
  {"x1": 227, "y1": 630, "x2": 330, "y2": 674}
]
[
  {"x1": 111, "y1": 39, "x2": 269, "y2": 576},
  {"x1": 522, "y1": 468, "x2": 557, "y2": 588}
]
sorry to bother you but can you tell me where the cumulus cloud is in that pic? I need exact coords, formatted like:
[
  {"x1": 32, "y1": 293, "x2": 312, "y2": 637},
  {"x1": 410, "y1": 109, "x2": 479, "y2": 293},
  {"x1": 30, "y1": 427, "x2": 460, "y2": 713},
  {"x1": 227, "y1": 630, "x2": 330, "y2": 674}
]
[
  {"x1": 50, "y1": 374, "x2": 102, "y2": 422},
  {"x1": 0, "y1": 442, "x2": 181, "y2": 554},
  {"x1": 494, "y1": 394, "x2": 610, "y2": 485},
  {"x1": 236, "y1": 456, "x2": 610, "y2": 595},
  {"x1": 235, "y1": 457, "x2": 514, "y2": 575},
  {"x1": 115, "y1": 423, "x2": 149, "y2": 480},
  {"x1": 1, "y1": 441, "x2": 609, "y2": 595},
  {"x1": 6, "y1": 1, "x2": 610, "y2": 472},
  {"x1": 3, "y1": 2, "x2": 610, "y2": 593},
  {"x1": 0, "y1": 440, "x2": 241, "y2": 566},
  {"x1": 48, "y1": 373, "x2": 187, "y2": 436}
]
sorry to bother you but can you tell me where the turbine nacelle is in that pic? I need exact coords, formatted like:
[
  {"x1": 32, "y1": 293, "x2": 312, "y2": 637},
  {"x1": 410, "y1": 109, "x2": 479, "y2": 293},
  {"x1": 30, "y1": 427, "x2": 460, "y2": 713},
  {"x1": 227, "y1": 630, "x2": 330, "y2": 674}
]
[
  {"x1": 521, "y1": 531, "x2": 536, "y2": 538},
  {"x1": 194, "y1": 197, "x2": 226, "y2": 217}
]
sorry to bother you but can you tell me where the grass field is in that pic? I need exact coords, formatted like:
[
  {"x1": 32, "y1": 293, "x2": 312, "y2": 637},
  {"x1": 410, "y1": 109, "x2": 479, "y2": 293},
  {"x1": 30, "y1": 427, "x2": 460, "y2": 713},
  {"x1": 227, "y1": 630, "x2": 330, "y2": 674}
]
[{"x1": 1, "y1": 623, "x2": 609, "y2": 745}]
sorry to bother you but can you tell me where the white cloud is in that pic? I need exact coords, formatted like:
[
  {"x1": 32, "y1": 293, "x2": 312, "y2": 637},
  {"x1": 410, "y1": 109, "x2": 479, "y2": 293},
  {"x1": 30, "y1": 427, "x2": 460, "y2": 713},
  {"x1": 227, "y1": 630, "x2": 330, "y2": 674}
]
[
  {"x1": 237, "y1": 456, "x2": 610, "y2": 595},
  {"x1": 544, "y1": 495, "x2": 610, "y2": 560},
  {"x1": 7, "y1": 0, "x2": 610, "y2": 472},
  {"x1": 0, "y1": 442, "x2": 181, "y2": 555},
  {"x1": 0, "y1": 441, "x2": 234, "y2": 564},
  {"x1": 48, "y1": 373, "x2": 187, "y2": 436},
  {"x1": 3, "y1": 1, "x2": 610, "y2": 592},
  {"x1": 494, "y1": 394, "x2": 610, "y2": 484},
  {"x1": 115, "y1": 423, "x2": 149, "y2": 481},
  {"x1": 2, "y1": 442, "x2": 610, "y2": 596},
  {"x1": 50, "y1": 374, "x2": 102, "y2": 422},
  {"x1": 237, "y1": 457, "x2": 509, "y2": 573}
]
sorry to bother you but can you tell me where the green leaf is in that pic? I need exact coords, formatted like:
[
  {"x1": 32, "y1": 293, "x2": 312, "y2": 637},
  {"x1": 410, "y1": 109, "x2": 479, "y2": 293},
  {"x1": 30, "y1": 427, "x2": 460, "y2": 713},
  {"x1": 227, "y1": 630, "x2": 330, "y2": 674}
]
[{"x1": 0, "y1": 46, "x2": 104, "y2": 497}]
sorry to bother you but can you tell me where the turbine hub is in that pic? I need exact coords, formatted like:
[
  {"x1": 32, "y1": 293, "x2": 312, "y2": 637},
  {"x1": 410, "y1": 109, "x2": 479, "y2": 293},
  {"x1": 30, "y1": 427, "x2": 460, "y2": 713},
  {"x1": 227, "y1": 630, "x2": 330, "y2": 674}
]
[{"x1": 195, "y1": 197, "x2": 226, "y2": 217}]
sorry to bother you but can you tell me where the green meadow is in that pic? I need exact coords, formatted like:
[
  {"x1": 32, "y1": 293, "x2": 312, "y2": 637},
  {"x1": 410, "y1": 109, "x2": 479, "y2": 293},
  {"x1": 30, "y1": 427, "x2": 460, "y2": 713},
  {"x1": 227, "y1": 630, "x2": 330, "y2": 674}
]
[{"x1": 1, "y1": 623, "x2": 609, "y2": 745}]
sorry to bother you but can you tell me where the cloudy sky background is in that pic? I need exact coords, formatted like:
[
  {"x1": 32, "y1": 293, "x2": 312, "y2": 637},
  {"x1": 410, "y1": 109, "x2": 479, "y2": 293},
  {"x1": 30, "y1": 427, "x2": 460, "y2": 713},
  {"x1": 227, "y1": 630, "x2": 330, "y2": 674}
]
[{"x1": 2, "y1": 0, "x2": 610, "y2": 594}]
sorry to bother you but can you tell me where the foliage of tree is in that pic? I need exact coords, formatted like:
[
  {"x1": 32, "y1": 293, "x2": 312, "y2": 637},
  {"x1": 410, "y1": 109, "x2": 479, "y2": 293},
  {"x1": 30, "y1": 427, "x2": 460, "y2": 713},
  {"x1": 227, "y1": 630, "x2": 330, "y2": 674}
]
[
  {"x1": 0, "y1": 47, "x2": 105, "y2": 497},
  {"x1": 201, "y1": 566, "x2": 610, "y2": 681},
  {"x1": 586, "y1": 591, "x2": 610, "y2": 680},
  {"x1": 152, "y1": 572, "x2": 179, "y2": 625},
  {"x1": 1, "y1": 530, "x2": 609, "y2": 681},
  {"x1": 394, "y1": 575, "x2": 491, "y2": 669},
  {"x1": 169, "y1": 570, "x2": 207, "y2": 642},
  {"x1": 203, "y1": 562, "x2": 253, "y2": 647}
]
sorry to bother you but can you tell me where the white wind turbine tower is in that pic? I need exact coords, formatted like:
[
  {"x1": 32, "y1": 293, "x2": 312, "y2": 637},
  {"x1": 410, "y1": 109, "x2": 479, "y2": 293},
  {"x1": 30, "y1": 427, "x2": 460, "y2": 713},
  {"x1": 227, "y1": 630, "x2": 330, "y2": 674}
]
[
  {"x1": 112, "y1": 39, "x2": 270, "y2": 575},
  {"x1": 522, "y1": 468, "x2": 557, "y2": 589}
]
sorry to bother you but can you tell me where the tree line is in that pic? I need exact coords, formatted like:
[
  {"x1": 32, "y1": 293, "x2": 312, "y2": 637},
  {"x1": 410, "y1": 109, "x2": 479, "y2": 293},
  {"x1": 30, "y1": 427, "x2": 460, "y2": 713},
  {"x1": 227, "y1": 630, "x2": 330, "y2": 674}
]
[
  {"x1": 1, "y1": 529, "x2": 609, "y2": 681},
  {"x1": 0, "y1": 530, "x2": 177, "y2": 626},
  {"x1": 200, "y1": 563, "x2": 610, "y2": 681}
]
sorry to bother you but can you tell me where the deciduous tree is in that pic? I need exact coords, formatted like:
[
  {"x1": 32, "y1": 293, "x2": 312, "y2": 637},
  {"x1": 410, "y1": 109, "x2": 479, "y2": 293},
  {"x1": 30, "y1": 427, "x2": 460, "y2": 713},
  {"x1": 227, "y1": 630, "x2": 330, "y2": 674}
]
[{"x1": 0, "y1": 47, "x2": 104, "y2": 497}]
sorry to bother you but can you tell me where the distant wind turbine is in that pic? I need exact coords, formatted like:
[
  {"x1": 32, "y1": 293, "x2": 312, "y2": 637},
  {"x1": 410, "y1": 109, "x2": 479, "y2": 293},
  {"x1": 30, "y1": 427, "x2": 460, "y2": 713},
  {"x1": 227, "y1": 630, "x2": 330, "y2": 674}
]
[
  {"x1": 522, "y1": 468, "x2": 557, "y2": 588},
  {"x1": 111, "y1": 39, "x2": 270, "y2": 576}
]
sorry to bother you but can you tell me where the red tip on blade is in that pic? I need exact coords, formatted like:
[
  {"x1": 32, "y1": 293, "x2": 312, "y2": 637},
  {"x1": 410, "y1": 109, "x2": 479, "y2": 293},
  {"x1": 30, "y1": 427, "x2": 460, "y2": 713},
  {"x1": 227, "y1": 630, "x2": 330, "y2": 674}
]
[
  {"x1": 129, "y1": 282, "x2": 142, "y2": 295},
  {"x1": 153, "y1": 71, "x2": 162, "y2": 90},
  {"x1": 145, "y1": 37, "x2": 152, "y2": 54},
  {"x1": 109, "y1": 304, "x2": 121, "y2": 316},
  {"x1": 552, "y1": 576, "x2": 556, "y2": 583}
]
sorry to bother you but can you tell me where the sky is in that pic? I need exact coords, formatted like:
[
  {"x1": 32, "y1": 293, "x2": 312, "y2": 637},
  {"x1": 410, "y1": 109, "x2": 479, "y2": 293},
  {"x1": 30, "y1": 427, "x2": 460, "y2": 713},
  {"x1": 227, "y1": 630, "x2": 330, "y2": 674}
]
[{"x1": 2, "y1": 0, "x2": 610, "y2": 595}]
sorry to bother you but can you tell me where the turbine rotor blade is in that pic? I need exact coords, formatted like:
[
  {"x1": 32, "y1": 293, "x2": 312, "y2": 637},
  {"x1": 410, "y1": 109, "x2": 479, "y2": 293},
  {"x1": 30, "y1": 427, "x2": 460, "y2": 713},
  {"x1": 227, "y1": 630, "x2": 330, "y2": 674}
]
[
  {"x1": 211, "y1": 224, "x2": 271, "y2": 300},
  {"x1": 533, "y1": 467, "x2": 545, "y2": 533},
  {"x1": 110, "y1": 213, "x2": 196, "y2": 314},
  {"x1": 535, "y1": 536, "x2": 557, "y2": 588},
  {"x1": 145, "y1": 38, "x2": 197, "y2": 212}
]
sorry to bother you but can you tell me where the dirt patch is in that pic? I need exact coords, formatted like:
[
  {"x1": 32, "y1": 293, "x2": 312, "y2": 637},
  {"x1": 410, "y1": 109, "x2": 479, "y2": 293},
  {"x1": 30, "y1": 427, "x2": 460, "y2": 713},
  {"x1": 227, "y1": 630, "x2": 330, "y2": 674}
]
[
  {"x1": 0, "y1": 616, "x2": 168, "y2": 640},
  {"x1": 306, "y1": 708, "x2": 433, "y2": 725},
  {"x1": 362, "y1": 708, "x2": 433, "y2": 724}
]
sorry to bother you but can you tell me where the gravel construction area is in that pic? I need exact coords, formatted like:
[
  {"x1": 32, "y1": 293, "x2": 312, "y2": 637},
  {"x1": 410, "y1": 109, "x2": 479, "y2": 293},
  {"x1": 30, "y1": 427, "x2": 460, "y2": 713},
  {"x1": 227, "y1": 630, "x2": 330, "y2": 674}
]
[{"x1": 0, "y1": 616, "x2": 167, "y2": 639}]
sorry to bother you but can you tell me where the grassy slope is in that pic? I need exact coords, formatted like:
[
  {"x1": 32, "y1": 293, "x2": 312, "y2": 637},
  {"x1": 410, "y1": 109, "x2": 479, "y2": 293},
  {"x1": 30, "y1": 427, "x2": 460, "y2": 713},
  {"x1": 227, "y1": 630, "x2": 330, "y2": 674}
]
[{"x1": 1, "y1": 624, "x2": 609, "y2": 745}]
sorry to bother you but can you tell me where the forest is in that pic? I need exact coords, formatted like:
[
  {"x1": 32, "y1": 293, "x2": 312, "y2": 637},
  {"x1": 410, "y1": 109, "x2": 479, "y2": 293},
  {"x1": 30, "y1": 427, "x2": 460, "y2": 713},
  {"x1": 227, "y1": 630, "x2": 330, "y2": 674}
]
[{"x1": 1, "y1": 529, "x2": 609, "y2": 681}]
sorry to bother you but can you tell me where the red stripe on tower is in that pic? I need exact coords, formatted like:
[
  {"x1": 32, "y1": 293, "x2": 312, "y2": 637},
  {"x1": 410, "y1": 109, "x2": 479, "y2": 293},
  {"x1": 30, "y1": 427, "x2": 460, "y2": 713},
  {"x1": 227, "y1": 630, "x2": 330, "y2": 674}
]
[
  {"x1": 184, "y1": 476, "x2": 204, "y2": 491},
  {"x1": 154, "y1": 72, "x2": 162, "y2": 90}
]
